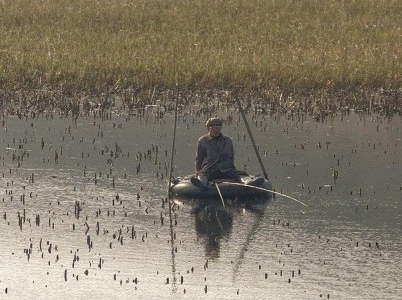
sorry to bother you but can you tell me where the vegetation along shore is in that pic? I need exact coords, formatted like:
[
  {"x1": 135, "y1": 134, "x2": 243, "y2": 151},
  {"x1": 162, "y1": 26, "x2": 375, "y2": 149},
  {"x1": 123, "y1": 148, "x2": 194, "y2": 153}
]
[{"x1": 1, "y1": 0, "x2": 402, "y2": 114}]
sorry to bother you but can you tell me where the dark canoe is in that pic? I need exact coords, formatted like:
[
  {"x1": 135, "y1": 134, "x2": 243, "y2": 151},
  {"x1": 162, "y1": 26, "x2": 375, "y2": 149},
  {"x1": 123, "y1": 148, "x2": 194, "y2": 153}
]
[{"x1": 170, "y1": 172, "x2": 272, "y2": 200}]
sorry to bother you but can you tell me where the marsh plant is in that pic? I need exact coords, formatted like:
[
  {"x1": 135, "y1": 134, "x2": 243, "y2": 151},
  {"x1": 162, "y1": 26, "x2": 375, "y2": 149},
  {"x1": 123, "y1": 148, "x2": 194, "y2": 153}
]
[{"x1": 1, "y1": 0, "x2": 402, "y2": 111}]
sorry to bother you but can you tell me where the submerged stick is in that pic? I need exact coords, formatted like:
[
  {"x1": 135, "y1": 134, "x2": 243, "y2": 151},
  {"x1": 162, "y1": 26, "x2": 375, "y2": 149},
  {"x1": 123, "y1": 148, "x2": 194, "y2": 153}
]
[{"x1": 223, "y1": 181, "x2": 308, "y2": 207}]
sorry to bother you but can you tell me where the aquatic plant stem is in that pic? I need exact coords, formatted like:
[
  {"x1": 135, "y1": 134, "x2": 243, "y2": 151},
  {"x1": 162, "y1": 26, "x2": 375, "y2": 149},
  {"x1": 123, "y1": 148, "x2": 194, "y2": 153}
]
[{"x1": 224, "y1": 182, "x2": 308, "y2": 207}]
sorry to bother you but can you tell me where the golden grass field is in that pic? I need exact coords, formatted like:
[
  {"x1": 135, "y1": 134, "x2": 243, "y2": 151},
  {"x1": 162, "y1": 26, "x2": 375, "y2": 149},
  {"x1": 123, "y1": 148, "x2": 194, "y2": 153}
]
[{"x1": 1, "y1": 0, "x2": 402, "y2": 95}]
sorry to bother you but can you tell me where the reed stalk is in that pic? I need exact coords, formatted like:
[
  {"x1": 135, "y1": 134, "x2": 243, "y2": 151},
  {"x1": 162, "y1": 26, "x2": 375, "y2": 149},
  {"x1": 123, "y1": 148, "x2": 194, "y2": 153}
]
[{"x1": 1, "y1": 0, "x2": 401, "y2": 95}]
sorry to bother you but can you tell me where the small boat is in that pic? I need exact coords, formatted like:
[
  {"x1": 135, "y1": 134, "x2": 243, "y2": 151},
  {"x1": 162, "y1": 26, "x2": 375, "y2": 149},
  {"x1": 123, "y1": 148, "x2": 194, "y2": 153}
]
[{"x1": 170, "y1": 171, "x2": 272, "y2": 200}]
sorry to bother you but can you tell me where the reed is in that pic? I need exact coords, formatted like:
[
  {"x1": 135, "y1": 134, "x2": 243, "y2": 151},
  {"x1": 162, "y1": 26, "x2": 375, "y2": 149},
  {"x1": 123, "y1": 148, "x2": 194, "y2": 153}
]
[{"x1": 1, "y1": 0, "x2": 401, "y2": 94}]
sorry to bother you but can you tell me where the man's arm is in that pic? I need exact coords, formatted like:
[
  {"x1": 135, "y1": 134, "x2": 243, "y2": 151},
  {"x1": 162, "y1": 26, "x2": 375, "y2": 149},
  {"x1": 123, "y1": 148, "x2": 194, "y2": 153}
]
[{"x1": 195, "y1": 138, "x2": 204, "y2": 173}]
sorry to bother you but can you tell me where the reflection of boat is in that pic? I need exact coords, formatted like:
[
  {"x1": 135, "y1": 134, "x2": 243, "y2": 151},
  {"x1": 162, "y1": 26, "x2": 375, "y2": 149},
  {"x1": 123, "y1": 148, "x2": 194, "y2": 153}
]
[
  {"x1": 194, "y1": 204, "x2": 233, "y2": 236},
  {"x1": 170, "y1": 171, "x2": 272, "y2": 200},
  {"x1": 173, "y1": 195, "x2": 270, "y2": 217},
  {"x1": 173, "y1": 196, "x2": 270, "y2": 260}
]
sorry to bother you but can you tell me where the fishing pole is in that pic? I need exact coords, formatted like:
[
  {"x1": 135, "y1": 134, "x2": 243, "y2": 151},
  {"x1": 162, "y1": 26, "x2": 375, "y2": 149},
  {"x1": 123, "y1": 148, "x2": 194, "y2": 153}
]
[
  {"x1": 167, "y1": 88, "x2": 180, "y2": 202},
  {"x1": 235, "y1": 96, "x2": 269, "y2": 180},
  {"x1": 194, "y1": 158, "x2": 219, "y2": 177},
  {"x1": 167, "y1": 83, "x2": 179, "y2": 289},
  {"x1": 223, "y1": 181, "x2": 308, "y2": 207},
  {"x1": 214, "y1": 183, "x2": 226, "y2": 208}
]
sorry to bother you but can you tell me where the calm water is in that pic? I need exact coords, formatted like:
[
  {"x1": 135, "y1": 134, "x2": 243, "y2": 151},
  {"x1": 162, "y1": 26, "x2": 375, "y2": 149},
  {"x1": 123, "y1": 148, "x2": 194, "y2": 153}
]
[{"x1": 0, "y1": 107, "x2": 401, "y2": 299}]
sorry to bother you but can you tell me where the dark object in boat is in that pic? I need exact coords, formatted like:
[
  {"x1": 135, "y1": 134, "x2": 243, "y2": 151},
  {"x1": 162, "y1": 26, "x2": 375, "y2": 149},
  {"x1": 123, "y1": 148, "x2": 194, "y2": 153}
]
[{"x1": 170, "y1": 171, "x2": 272, "y2": 200}]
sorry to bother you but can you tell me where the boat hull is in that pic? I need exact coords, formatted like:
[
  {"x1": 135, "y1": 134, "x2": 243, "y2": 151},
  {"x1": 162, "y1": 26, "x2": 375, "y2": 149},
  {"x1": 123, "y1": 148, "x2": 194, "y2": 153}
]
[{"x1": 170, "y1": 173, "x2": 272, "y2": 200}]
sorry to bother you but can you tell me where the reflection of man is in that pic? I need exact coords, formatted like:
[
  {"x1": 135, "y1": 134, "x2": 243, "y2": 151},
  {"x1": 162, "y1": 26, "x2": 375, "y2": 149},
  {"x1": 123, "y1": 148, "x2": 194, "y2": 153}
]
[
  {"x1": 194, "y1": 204, "x2": 233, "y2": 259},
  {"x1": 191, "y1": 117, "x2": 263, "y2": 190}
]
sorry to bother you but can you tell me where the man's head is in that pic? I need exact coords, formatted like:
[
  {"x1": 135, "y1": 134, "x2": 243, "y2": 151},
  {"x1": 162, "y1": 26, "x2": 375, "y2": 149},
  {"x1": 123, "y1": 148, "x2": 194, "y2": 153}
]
[
  {"x1": 206, "y1": 117, "x2": 222, "y2": 137},
  {"x1": 206, "y1": 117, "x2": 222, "y2": 128}
]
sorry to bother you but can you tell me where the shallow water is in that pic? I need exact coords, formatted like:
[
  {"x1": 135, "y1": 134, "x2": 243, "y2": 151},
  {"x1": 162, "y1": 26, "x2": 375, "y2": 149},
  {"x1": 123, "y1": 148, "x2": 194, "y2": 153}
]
[{"x1": 0, "y1": 109, "x2": 401, "y2": 299}]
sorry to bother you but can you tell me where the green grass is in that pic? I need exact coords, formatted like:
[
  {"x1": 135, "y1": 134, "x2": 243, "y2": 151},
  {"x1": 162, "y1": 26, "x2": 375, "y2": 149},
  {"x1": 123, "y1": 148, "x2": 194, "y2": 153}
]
[{"x1": 1, "y1": 0, "x2": 402, "y2": 95}]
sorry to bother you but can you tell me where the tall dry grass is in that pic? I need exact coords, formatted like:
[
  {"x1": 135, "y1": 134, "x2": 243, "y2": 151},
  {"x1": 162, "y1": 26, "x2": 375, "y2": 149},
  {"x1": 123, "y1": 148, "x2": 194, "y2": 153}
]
[{"x1": 1, "y1": 0, "x2": 402, "y2": 94}]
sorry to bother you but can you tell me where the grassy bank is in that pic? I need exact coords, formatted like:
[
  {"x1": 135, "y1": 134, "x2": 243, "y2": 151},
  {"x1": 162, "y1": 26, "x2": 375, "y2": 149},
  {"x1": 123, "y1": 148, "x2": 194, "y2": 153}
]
[{"x1": 1, "y1": 0, "x2": 402, "y2": 96}]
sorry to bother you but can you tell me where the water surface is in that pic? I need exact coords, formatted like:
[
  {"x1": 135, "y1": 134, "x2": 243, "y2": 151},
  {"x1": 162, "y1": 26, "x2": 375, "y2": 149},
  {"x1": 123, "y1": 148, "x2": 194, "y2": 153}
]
[{"x1": 0, "y1": 109, "x2": 401, "y2": 299}]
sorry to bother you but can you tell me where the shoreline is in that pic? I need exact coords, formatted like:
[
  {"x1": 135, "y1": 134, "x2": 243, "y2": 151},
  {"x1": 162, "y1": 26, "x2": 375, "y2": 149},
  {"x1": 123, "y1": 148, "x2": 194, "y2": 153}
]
[{"x1": 1, "y1": 87, "x2": 401, "y2": 119}]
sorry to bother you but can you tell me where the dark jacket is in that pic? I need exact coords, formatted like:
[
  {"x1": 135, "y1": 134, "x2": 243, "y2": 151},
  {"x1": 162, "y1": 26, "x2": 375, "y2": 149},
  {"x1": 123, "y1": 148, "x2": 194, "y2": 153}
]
[{"x1": 195, "y1": 133, "x2": 236, "y2": 173}]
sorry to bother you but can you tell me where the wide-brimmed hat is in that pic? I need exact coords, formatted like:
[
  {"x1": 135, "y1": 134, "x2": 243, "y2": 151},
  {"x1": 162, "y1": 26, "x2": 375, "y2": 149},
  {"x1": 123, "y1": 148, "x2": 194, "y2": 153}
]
[{"x1": 206, "y1": 117, "x2": 223, "y2": 127}]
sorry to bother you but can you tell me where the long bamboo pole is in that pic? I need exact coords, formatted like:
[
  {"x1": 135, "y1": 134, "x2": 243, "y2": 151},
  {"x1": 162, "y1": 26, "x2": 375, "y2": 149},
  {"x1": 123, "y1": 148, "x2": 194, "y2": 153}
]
[
  {"x1": 234, "y1": 96, "x2": 269, "y2": 180},
  {"x1": 167, "y1": 83, "x2": 180, "y2": 289}
]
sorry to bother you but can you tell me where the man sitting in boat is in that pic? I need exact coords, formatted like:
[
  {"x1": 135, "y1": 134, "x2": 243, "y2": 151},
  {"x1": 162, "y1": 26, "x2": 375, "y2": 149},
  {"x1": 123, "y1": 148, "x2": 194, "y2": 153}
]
[{"x1": 191, "y1": 117, "x2": 263, "y2": 190}]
